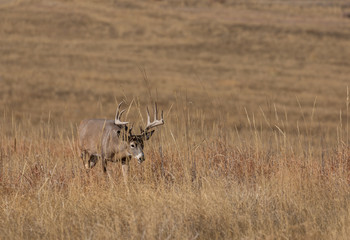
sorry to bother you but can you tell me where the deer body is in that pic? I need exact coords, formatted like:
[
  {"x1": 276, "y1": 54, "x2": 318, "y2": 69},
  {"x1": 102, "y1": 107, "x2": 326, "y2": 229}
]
[
  {"x1": 78, "y1": 119, "x2": 135, "y2": 168},
  {"x1": 78, "y1": 102, "x2": 164, "y2": 182}
]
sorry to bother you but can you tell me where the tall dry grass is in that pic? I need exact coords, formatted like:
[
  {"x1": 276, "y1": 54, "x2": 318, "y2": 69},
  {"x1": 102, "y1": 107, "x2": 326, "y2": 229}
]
[
  {"x1": 1, "y1": 0, "x2": 350, "y2": 239},
  {"x1": 1, "y1": 94, "x2": 350, "y2": 239}
]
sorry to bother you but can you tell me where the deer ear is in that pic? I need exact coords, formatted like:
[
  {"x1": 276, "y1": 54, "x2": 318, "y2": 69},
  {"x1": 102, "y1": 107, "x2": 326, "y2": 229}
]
[{"x1": 143, "y1": 130, "x2": 155, "y2": 140}]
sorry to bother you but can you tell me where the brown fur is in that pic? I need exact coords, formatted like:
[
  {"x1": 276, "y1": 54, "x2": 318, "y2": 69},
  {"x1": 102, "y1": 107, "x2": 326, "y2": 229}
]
[{"x1": 78, "y1": 119, "x2": 141, "y2": 172}]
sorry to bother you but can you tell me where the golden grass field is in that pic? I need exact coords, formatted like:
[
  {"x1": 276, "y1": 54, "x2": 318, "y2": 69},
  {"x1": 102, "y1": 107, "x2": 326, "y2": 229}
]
[{"x1": 1, "y1": 0, "x2": 350, "y2": 239}]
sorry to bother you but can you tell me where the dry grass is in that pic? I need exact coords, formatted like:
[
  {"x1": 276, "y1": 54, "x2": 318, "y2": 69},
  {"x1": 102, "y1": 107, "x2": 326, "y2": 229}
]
[
  {"x1": 1, "y1": 0, "x2": 350, "y2": 239},
  {"x1": 1, "y1": 108, "x2": 350, "y2": 239}
]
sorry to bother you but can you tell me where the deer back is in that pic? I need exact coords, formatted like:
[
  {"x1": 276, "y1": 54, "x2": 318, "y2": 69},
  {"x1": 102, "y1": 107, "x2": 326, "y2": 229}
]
[{"x1": 78, "y1": 119, "x2": 124, "y2": 156}]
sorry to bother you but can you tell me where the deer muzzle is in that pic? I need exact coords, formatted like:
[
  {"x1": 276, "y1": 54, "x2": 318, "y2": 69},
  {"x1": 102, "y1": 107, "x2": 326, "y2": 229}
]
[{"x1": 135, "y1": 153, "x2": 145, "y2": 164}]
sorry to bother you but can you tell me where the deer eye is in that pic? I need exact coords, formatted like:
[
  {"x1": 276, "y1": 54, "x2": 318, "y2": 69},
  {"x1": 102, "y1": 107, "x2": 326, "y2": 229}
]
[{"x1": 130, "y1": 143, "x2": 136, "y2": 148}]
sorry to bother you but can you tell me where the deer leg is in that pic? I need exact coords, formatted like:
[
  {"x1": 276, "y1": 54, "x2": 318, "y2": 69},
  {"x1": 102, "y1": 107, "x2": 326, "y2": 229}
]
[
  {"x1": 102, "y1": 156, "x2": 108, "y2": 173},
  {"x1": 122, "y1": 163, "x2": 129, "y2": 192},
  {"x1": 88, "y1": 155, "x2": 99, "y2": 169},
  {"x1": 81, "y1": 151, "x2": 91, "y2": 170},
  {"x1": 122, "y1": 164, "x2": 129, "y2": 183}
]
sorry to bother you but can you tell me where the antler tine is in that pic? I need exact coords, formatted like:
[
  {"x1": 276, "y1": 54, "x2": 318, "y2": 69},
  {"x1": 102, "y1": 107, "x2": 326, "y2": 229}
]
[
  {"x1": 144, "y1": 102, "x2": 164, "y2": 132},
  {"x1": 119, "y1": 109, "x2": 126, "y2": 118},
  {"x1": 154, "y1": 102, "x2": 158, "y2": 120},
  {"x1": 117, "y1": 101, "x2": 123, "y2": 110},
  {"x1": 128, "y1": 123, "x2": 134, "y2": 136},
  {"x1": 146, "y1": 106, "x2": 151, "y2": 125},
  {"x1": 116, "y1": 101, "x2": 123, "y2": 115},
  {"x1": 115, "y1": 101, "x2": 129, "y2": 126},
  {"x1": 115, "y1": 102, "x2": 122, "y2": 118}
]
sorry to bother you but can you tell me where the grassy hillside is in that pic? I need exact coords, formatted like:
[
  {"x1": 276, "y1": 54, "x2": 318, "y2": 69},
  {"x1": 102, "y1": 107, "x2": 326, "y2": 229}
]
[{"x1": 0, "y1": 0, "x2": 350, "y2": 239}]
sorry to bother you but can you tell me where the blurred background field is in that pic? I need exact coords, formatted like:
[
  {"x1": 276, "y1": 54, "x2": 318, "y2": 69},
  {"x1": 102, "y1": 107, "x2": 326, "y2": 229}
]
[
  {"x1": 0, "y1": 0, "x2": 350, "y2": 239},
  {"x1": 1, "y1": 0, "x2": 349, "y2": 133}
]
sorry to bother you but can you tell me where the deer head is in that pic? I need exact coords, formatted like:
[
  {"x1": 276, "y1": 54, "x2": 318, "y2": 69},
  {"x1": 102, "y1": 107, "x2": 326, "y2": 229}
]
[{"x1": 115, "y1": 102, "x2": 164, "y2": 164}]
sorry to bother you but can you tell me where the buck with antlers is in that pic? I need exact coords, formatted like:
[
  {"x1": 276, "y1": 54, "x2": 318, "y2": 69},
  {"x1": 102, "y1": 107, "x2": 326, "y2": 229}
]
[{"x1": 78, "y1": 102, "x2": 164, "y2": 182}]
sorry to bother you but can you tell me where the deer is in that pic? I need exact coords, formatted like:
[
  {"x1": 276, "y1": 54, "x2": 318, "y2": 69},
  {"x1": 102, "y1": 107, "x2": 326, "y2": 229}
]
[{"x1": 78, "y1": 102, "x2": 164, "y2": 184}]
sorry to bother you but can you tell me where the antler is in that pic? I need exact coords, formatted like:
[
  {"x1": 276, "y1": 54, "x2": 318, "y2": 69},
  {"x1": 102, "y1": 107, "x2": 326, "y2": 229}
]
[
  {"x1": 144, "y1": 103, "x2": 164, "y2": 132},
  {"x1": 115, "y1": 102, "x2": 129, "y2": 126}
]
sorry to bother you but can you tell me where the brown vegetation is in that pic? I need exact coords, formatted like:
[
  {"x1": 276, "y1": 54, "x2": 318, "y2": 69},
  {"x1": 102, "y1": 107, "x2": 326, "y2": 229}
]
[{"x1": 0, "y1": 0, "x2": 350, "y2": 239}]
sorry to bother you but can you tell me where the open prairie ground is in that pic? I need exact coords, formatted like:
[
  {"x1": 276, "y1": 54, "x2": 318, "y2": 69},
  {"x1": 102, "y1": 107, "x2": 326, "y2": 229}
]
[{"x1": 1, "y1": 0, "x2": 350, "y2": 239}]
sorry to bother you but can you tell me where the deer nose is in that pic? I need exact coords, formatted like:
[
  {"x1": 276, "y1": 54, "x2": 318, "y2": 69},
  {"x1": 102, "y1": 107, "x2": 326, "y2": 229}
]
[{"x1": 136, "y1": 153, "x2": 144, "y2": 163}]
